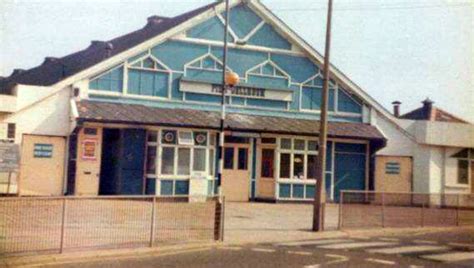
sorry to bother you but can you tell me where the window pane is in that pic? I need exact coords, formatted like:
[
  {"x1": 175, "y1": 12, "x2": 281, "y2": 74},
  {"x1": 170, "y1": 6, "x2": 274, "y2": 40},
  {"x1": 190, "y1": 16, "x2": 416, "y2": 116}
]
[
  {"x1": 146, "y1": 146, "x2": 157, "y2": 174},
  {"x1": 147, "y1": 131, "x2": 157, "y2": 142},
  {"x1": 210, "y1": 134, "x2": 216, "y2": 146},
  {"x1": 238, "y1": 148, "x2": 248, "y2": 170},
  {"x1": 178, "y1": 148, "x2": 191, "y2": 175},
  {"x1": 294, "y1": 139, "x2": 305, "y2": 150},
  {"x1": 458, "y1": 160, "x2": 469, "y2": 184},
  {"x1": 193, "y1": 148, "x2": 206, "y2": 171},
  {"x1": 307, "y1": 155, "x2": 317, "y2": 179},
  {"x1": 293, "y1": 154, "x2": 304, "y2": 179},
  {"x1": 209, "y1": 149, "x2": 215, "y2": 176},
  {"x1": 281, "y1": 138, "x2": 291, "y2": 149},
  {"x1": 261, "y1": 138, "x2": 276, "y2": 144},
  {"x1": 261, "y1": 149, "x2": 275, "y2": 178},
  {"x1": 161, "y1": 147, "x2": 175, "y2": 175},
  {"x1": 308, "y1": 141, "x2": 318, "y2": 151},
  {"x1": 224, "y1": 148, "x2": 234, "y2": 170},
  {"x1": 280, "y1": 153, "x2": 290, "y2": 178}
]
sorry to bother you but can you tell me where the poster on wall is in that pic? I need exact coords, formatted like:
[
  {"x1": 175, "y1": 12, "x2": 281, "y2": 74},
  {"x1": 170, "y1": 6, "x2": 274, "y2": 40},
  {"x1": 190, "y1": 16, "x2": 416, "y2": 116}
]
[{"x1": 82, "y1": 139, "x2": 97, "y2": 160}]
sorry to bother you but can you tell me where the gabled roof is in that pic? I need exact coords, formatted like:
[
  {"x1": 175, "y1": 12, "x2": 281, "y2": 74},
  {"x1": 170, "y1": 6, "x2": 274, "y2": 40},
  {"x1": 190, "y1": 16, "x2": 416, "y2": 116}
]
[
  {"x1": 400, "y1": 99, "x2": 468, "y2": 124},
  {"x1": 0, "y1": 1, "x2": 220, "y2": 94},
  {"x1": 77, "y1": 100, "x2": 386, "y2": 148}
]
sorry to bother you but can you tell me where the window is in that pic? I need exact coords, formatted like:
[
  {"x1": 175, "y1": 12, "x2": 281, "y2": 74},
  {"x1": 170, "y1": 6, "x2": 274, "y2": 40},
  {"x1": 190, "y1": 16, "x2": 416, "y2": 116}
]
[
  {"x1": 209, "y1": 149, "x2": 215, "y2": 176},
  {"x1": 458, "y1": 160, "x2": 469, "y2": 185},
  {"x1": 178, "y1": 148, "x2": 191, "y2": 175},
  {"x1": 193, "y1": 148, "x2": 206, "y2": 171},
  {"x1": 294, "y1": 140, "x2": 305, "y2": 151},
  {"x1": 261, "y1": 149, "x2": 275, "y2": 178},
  {"x1": 293, "y1": 154, "x2": 304, "y2": 179},
  {"x1": 307, "y1": 155, "x2": 317, "y2": 179},
  {"x1": 83, "y1": 128, "x2": 97, "y2": 136},
  {"x1": 281, "y1": 139, "x2": 291, "y2": 150},
  {"x1": 148, "y1": 131, "x2": 158, "y2": 142},
  {"x1": 178, "y1": 132, "x2": 193, "y2": 145},
  {"x1": 279, "y1": 138, "x2": 318, "y2": 180},
  {"x1": 385, "y1": 162, "x2": 401, "y2": 175},
  {"x1": 308, "y1": 141, "x2": 318, "y2": 151},
  {"x1": 146, "y1": 146, "x2": 157, "y2": 174},
  {"x1": 224, "y1": 148, "x2": 234, "y2": 170},
  {"x1": 156, "y1": 130, "x2": 215, "y2": 178},
  {"x1": 261, "y1": 138, "x2": 276, "y2": 144},
  {"x1": 161, "y1": 147, "x2": 175, "y2": 175},
  {"x1": 7, "y1": 123, "x2": 15, "y2": 139},
  {"x1": 89, "y1": 66, "x2": 123, "y2": 92},
  {"x1": 451, "y1": 148, "x2": 473, "y2": 185},
  {"x1": 280, "y1": 153, "x2": 291, "y2": 178},
  {"x1": 238, "y1": 148, "x2": 248, "y2": 170}
]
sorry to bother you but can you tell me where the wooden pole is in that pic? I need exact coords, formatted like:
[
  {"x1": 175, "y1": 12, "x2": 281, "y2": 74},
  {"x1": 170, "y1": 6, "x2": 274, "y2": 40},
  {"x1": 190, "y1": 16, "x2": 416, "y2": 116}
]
[
  {"x1": 217, "y1": 0, "x2": 231, "y2": 195},
  {"x1": 312, "y1": 0, "x2": 333, "y2": 232}
]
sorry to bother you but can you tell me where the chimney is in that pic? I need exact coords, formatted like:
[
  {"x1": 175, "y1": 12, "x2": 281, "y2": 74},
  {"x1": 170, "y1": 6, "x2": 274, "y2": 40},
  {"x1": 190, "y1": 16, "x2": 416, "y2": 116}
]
[
  {"x1": 392, "y1": 101, "x2": 402, "y2": 117},
  {"x1": 89, "y1": 40, "x2": 105, "y2": 49},
  {"x1": 105, "y1": 42, "x2": 114, "y2": 57},
  {"x1": 43, "y1": 57, "x2": 59, "y2": 64},
  {"x1": 145, "y1": 15, "x2": 168, "y2": 28},
  {"x1": 11, "y1": 69, "x2": 26, "y2": 76},
  {"x1": 422, "y1": 98, "x2": 434, "y2": 120}
]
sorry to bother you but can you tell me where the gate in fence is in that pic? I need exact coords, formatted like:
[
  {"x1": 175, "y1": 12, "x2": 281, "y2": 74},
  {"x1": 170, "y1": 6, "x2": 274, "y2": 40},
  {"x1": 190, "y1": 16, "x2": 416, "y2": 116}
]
[
  {"x1": 338, "y1": 191, "x2": 474, "y2": 229},
  {"x1": 0, "y1": 195, "x2": 224, "y2": 256}
]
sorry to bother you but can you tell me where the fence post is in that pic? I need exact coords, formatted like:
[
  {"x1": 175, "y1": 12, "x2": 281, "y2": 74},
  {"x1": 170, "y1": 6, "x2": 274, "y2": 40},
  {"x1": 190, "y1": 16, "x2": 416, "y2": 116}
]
[
  {"x1": 381, "y1": 192, "x2": 385, "y2": 228},
  {"x1": 59, "y1": 197, "x2": 67, "y2": 254},
  {"x1": 338, "y1": 191, "x2": 343, "y2": 230},
  {"x1": 220, "y1": 196, "x2": 225, "y2": 242},
  {"x1": 421, "y1": 195, "x2": 425, "y2": 227},
  {"x1": 456, "y1": 194, "x2": 460, "y2": 227},
  {"x1": 149, "y1": 196, "x2": 156, "y2": 247}
]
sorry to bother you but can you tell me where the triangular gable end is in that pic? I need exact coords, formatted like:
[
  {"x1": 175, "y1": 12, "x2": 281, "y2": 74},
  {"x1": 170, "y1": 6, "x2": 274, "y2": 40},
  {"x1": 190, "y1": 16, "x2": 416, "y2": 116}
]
[{"x1": 185, "y1": 3, "x2": 292, "y2": 51}]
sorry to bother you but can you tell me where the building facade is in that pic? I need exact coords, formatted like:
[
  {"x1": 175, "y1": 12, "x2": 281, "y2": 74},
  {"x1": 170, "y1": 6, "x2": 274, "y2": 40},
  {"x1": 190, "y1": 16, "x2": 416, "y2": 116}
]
[
  {"x1": 375, "y1": 99, "x2": 474, "y2": 197},
  {"x1": 0, "y1": 0, "x2": 405, "y2": 201}
]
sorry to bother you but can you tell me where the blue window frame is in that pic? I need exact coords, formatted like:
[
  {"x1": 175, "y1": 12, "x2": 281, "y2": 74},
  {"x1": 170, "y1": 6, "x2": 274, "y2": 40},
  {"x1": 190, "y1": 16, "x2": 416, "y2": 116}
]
[{"x1": 89, "y1": 66, "x2": 123, "y2": 92}]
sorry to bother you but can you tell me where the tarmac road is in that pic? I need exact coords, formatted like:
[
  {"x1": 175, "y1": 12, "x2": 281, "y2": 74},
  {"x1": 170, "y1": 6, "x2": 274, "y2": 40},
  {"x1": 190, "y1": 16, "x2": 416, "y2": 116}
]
[{"x1": 43, "y1": 230, "x2": 474, "y2": 268}]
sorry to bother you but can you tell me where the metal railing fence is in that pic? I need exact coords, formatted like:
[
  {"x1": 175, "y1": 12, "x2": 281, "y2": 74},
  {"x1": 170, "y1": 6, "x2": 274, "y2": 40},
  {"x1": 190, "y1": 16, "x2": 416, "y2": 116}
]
[
  {"x1": 0, "y1": 195, "x2": 224, "y2": 256},
  {"x1": 338, "y1": 191, "x2": 474, "y2": 230}
]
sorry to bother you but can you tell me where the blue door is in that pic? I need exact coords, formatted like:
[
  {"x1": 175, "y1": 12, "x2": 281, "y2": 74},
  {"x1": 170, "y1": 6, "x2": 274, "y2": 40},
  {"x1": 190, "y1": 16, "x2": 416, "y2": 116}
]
[
  {"x1": 334, "y1": 153, "x2": 366, "y2": 201},
  {"x1": 120, "y1": 129, "x2": 146, "y2": 195}
]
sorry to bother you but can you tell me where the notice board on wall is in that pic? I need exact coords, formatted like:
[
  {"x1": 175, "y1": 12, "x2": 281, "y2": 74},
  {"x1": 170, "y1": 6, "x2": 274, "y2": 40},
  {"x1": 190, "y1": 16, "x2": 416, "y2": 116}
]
[{"x1": 0, "y1": 142, "x2": 20, "y2": 172}]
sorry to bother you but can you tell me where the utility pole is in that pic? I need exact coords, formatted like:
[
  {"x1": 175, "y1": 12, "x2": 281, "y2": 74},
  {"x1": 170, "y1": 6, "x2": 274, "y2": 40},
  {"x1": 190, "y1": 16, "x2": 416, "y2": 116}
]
[
  {"x1": 313, "y1": 0, "x2": 333, "y2": 232},
  {"x1": 217, "y1": 0, "x2": 231, "y2": 194}
]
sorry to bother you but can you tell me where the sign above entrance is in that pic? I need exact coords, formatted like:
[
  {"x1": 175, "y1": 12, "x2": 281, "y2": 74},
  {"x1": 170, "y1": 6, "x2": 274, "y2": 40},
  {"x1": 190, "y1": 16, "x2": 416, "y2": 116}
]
[{"x1": 180, "y1": 79, "x2": 293, "y2": 102}]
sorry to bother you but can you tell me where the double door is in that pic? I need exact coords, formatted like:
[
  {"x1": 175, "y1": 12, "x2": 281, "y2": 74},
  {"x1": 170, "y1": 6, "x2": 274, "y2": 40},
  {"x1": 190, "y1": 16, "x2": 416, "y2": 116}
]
[{"x1": 222, "y1": 143, "x2": 250, "y2": 202}]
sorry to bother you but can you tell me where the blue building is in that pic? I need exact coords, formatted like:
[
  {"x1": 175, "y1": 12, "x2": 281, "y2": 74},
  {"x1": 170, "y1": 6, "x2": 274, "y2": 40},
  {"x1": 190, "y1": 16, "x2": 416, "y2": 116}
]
[{"x1": 0, "y1": 0, "x2": 388, "y2": 201}]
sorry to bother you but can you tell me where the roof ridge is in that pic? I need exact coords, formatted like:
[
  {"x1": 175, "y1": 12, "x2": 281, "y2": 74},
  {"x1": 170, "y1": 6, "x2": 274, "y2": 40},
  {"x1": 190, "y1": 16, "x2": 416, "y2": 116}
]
[{"x1": 0, "y1": 1, "x2": 220, "y2": 93}]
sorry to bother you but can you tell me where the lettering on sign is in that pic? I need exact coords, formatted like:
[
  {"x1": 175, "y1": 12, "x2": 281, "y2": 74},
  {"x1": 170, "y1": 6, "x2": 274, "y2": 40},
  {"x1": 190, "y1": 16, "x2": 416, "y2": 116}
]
[
  {"x1": 34, "y1": 144, "x2": 53, "y2": 158},
  {"x1": 0, "y1": 142, "x2": 20, "y2": 172},
  {"x1": 211, "y1": 84, "x2": 266, "y2": 98}
]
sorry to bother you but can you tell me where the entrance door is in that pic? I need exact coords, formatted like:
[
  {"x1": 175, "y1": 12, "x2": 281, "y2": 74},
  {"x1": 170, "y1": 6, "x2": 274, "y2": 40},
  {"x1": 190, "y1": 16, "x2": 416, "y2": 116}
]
[
  {"x1": 222, "y1": 144, "x2": 251, "y2": 202},
  {"x1": 257, "y1": 147, "x2": 276, "y2": 199},
  {"x1": 20, "y1": 134, "x2": 66, "y2": 196}
]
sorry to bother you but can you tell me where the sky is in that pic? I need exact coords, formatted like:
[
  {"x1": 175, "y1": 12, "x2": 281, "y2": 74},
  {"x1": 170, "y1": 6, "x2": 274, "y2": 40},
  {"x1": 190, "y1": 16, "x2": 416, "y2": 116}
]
[{"x1": 0, "y1": 0, "x2": 472, "y2": 121}]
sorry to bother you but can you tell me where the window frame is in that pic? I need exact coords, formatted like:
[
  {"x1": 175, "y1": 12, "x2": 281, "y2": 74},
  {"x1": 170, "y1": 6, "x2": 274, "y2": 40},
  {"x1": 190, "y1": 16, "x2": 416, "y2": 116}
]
[
  {"x1": 277, "y1": 137, "x2": 318, "y2": 180},
  {"x1": 453, "y1": 149, "x2": 473, "y2": 186}
]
